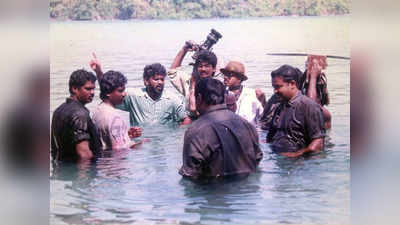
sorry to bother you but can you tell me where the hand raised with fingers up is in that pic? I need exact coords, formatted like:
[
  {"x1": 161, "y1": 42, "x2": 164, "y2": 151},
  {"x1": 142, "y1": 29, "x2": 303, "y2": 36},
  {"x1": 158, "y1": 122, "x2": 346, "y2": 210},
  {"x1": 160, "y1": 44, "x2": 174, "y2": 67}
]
[
  {"x1": 89, "y1": 52, "x2": 103, "y2": 79},
  {"x1": 306, "y1": 55, "x2": 326, "y2": 79}
]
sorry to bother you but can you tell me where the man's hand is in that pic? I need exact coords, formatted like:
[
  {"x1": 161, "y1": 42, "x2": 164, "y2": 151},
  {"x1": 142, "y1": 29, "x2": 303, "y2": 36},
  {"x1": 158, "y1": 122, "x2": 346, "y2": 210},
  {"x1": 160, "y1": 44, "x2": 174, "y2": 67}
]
[
  {"x1": 181, "y1": 117, "x2": 192, "y2": 125},
  {"x1": 184, "y1": 40, "x2": 199, "y2": 52},
  {"x1": 306, "y1": 55, "x2": 325, "y2": 80},
  {"x1": 128, "y1": 127, "x2": 142, "y2": 138},
  {"x1": 171, "y1": 41, "x2": 196, "y2": 69},
  {"x1": 309, "y1": 58, "x2": 323, "y2": 79},
  {"x1": 280, "y1": 150, "x2": 305, "y2": 158},
  {"x1": 89, "y1": 52, "x2": 103, "y2": 76},
  {"x1": 255, "y1": 89, "x2": 266, "y2": 108},
  {"x1": 76, "y1": 141, "x2": 94, "y2": 160}
]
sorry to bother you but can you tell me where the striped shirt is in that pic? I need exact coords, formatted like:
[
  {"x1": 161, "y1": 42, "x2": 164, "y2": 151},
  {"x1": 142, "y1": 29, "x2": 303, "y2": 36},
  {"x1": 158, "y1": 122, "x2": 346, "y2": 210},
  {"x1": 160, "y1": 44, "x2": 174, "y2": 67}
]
[{"x1": 116, "y1": 88, "x2": 187, "y2": 126}]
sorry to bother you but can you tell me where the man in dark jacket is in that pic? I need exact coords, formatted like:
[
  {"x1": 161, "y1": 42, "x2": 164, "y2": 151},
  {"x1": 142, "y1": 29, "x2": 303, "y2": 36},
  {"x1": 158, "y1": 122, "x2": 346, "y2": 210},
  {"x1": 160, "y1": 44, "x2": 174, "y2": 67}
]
[
  {"x1": 51, "y1": 69, "x2": 101, "y2": 162},
  {"x1": 267, "y1": 65, "x2": 326, "y2": 157},
  {"x1": 179, "y1": 78, "x2": 263, "y2": 182}
]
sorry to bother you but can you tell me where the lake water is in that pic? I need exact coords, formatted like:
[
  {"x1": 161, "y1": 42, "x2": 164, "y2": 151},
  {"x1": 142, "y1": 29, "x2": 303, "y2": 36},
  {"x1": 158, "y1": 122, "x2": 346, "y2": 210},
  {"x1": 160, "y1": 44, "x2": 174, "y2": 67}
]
[{"x1": 50, "y1": 16, "x2": 350, "y2": 225}]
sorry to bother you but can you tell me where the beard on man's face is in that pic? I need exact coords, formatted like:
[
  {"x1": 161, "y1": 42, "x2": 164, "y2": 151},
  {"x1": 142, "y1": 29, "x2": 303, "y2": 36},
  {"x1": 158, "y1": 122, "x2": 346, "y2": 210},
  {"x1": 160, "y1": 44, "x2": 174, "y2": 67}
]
[{"x1": 148, "y1": 84, "x2": 163, "y2": 94}]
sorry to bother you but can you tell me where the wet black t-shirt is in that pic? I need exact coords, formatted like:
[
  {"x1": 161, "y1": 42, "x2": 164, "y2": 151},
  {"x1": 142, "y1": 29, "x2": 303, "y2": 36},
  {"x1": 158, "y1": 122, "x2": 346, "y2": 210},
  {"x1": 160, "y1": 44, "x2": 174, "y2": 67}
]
[
  {"x1": 51, "y1": 98, "x2": 101, "y2": 161},
  {"x1": 268, "y1": 92, "x2": 325, "y2": 153}
]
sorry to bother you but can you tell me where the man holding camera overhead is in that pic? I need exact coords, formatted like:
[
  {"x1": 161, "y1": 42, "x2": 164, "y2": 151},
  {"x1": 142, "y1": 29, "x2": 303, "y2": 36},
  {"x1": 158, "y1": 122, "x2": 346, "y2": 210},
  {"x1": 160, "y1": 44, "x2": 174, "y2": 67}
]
[
  {"x1": 168, "y1": 30, "x2": 222, "y2": 120},
  {"x1": 168, "y1": 46, "x2": 217, "y2": 119}
]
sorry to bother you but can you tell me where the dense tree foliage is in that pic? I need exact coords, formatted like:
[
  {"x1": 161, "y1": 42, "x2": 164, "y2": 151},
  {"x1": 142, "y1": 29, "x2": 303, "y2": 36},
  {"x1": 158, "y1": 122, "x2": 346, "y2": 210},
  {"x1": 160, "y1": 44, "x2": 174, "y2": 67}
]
[{"x1": 50, "y1": 0, "x2": 350, "y2": 20}]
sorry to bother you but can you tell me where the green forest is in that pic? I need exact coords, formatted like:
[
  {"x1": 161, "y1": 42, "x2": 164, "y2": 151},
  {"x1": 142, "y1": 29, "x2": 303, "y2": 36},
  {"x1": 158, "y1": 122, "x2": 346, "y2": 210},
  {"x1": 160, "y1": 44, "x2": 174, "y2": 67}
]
[{"x1": 50, "y1": 0, "x2": 350, "y2": 21}]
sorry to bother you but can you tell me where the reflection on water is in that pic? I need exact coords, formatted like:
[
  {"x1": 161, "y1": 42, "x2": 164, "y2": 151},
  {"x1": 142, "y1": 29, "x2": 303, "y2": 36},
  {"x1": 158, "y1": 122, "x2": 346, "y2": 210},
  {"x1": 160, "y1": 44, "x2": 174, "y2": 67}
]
[{"x1": 51, "y1": 16, "x2": 349, "y2": 224}]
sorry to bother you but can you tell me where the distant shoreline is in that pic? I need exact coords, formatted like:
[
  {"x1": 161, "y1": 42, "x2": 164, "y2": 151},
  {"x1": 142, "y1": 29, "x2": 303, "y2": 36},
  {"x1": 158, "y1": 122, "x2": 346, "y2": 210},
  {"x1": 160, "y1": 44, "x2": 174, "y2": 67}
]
[
  {"x1": 50, "y1": 13, "x2": 351, "y2": 22},
  {"x1": 50, "y1": 0, "x2": 350, "y2": 21},
  {"x1": 49, "y1": 14, "x2": 350, "y2": 23}
]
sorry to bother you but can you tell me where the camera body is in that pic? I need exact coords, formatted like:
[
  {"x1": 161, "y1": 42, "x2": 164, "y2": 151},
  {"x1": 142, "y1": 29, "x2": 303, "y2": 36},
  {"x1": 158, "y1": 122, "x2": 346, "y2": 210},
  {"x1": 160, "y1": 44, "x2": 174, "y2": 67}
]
[{"x1": 186, "y1": 29, "x2": 222, "y2": 61}]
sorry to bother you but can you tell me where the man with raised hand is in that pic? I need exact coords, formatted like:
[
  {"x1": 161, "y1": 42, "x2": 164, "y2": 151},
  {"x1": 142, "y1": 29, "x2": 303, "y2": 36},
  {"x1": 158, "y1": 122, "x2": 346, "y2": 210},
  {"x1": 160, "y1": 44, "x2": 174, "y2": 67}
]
[
  {"x1": 92, "y1": 70, "x2": 143, "y2": 150},
  {"x1": 90, "y1": 53, "x2": 189, "y2": 126},
  {"x1": 168, "y1": 43, "x2": 218, "y2": 118}
]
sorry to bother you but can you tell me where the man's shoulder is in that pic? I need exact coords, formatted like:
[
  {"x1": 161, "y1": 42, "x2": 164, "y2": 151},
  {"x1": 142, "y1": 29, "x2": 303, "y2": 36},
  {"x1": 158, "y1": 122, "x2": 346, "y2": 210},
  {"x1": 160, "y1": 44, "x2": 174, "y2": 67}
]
[
  {"x1": 126, "y1": 87, "x2": 147, "y2": 97},
  {"x1": 92, "y1": 103, "x2": 115, "y2": 119},
  {"x1": 297, "y1": 94, "x2": 320, "y2": 107},
  {"x1": 185, "y1": 116, "x2": 213, "y2": 136},
  {"x1": 54, "y1": 100, "x2": 89, "y2": 118},
  {"x1": 161, "y1": 90, "x2": 184, "y2": 103},
  {"x1": 293, "y1": 94, "x2": 322, "y2": 115},
  {"x1": 196, "y1": 109, "x2": 242, "y2": 128}
]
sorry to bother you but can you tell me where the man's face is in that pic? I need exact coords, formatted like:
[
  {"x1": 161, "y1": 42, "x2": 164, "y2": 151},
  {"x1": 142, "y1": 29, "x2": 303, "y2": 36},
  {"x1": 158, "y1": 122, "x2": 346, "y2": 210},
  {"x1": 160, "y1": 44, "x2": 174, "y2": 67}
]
[
  {"x1": 73, "y1": 81, "x2": 95, "y2": 105},
  {"x1": 272, "y1": 76, "x2": 295, "y2": 101},
  {"x1": 108, "y1": 85, "x2": 127, "y2": 106},
  {"x1": 197, "y1": 61, "x2": 215, "y2": 78},
  {"x1": 223, "y1": 72, "x2": 242, "y2": 87},
  {"x1": 144, "y1": 74, "x2": 165, "y2": 95}
]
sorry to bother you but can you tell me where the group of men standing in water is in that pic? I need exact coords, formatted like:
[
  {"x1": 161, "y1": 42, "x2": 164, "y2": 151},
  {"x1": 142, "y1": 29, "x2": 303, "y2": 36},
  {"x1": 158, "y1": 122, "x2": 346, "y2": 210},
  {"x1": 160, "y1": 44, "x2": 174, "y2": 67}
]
[{"x1": 51, "y1": 40, "x2": 329, "y2": 181}]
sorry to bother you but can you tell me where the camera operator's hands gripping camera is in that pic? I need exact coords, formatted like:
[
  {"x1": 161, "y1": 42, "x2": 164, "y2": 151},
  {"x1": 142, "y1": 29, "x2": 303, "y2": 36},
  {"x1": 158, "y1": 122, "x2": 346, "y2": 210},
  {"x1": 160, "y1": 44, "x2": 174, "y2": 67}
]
[
  {"x1": 186, "y1": 29, "x2": 222, "y2": 81},
  {"x1": 186, "y1": 29, "x2": 222, "y2": 63}
]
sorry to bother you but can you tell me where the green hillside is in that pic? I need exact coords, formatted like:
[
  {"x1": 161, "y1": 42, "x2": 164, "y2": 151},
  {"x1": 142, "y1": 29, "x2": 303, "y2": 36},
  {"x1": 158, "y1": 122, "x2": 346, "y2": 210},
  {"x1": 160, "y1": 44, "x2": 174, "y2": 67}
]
[{"x1": 50, "y1": 0, "x2": 350, "y2": 21}]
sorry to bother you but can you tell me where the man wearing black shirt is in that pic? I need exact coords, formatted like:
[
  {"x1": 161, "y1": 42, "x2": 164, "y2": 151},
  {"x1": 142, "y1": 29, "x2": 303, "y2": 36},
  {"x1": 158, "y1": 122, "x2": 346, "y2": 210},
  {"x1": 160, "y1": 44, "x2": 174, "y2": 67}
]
[
  {"x1": 179, "y1": 78, "x2": 263, "y2": 181},
  {"x1": 267, "y1": 65, "x2": 325, "y2": 157},
  {"x1": 51, "y1": 69, "x2": 101, "y2": 161}
]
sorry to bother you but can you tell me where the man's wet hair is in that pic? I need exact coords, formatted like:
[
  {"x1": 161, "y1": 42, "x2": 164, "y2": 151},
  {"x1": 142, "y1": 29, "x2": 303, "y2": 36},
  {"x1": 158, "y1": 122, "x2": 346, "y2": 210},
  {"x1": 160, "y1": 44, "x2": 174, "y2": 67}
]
[
  {"x1": 69, "y1": 69, "x2": 97, "y2": 95},
  {"x1": 99, "y1": 70, "x2": 127, "y2": 100},
  {"x1": 195, "y1": 50, "x2": 218, "y2": 68},
  {"x1": 271, "y1": 64, "x2": 303, "y2": 87},
  {"x1": 195, "y1": 77, "x2": 225, "y2": 105},
  {"x1": 143, "y1": 63, "x2": 166, "y2": 80}
]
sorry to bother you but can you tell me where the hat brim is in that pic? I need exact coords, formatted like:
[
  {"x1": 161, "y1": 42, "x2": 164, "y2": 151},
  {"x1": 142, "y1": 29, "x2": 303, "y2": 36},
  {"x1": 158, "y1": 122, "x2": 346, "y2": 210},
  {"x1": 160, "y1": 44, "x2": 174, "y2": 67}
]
[{"x1": 220, "y1": 68, "x2": 248, "y2": 81}]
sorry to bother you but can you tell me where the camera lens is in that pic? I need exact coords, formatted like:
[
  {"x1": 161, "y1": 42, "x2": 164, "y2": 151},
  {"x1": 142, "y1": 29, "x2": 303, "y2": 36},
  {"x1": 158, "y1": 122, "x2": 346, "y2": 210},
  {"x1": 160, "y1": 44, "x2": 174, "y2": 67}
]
[{"x1": 211, "y1": 29, "x2": 222, "y2": 39}]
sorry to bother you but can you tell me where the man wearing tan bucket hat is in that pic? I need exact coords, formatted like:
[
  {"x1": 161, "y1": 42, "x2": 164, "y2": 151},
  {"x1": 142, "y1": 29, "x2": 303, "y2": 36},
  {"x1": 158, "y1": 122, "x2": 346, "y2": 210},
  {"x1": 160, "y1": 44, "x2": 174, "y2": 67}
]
[{"x1": 221, "y1": 61, "x2": 264, "y2": 124}]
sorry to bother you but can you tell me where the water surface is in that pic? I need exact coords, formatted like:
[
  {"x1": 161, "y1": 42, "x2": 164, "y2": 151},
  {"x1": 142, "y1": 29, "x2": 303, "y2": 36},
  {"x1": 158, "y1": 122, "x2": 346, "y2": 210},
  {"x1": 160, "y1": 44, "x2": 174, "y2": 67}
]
[{"x1": 50, "y1": 16, "x2": 350, "y2": 225}]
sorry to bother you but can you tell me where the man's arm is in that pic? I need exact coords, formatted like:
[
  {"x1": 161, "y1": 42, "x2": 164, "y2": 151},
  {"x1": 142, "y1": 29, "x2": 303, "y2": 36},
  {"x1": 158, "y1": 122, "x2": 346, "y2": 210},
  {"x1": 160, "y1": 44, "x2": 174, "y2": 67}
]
[
  {"x1": 168, "y1": 42, "x2": 198, "y2": 97},
  {"x1": 170, "y1": 46, "x2": 188, "y2": 70},
  {"x1": 181, "y1": 117, "x2": 192, "y2": 125},
  {"x1": 76, "y1": 140, "x2": 94, "y2": 160},
  {"x1": 188, "y1": 77, "x2": 197, "y2": 114},
  {"x1": 174, "y1": 96, "x2": 193, "y2": 125},
  {"x1": 170, "y1": 41, "x2": 196, "y2": 70},
  {"x1": 255, "y1": 89, "x2": 267, "y2": 109},
  {"x1": 306, "y1": 57, "x2": 323, "y2": 105},
  {"x1": 179, "y1": 132, "x2": 206, "y2": 180},
  {"x1": 281, "y1": 138, "x2": 323, "y2": 157},
  {"x1": 89, "y1": 52, "x2": 104, "y2": 81},
  {"x1": 71, "y1": 112, "x2": 95, "y2": 160},
  {"x1": 306, "y1": 57, "x2": 332, "y2": 130},
  {"x1": 247, "y1": 122, "x2": 263, "y2": 164}
]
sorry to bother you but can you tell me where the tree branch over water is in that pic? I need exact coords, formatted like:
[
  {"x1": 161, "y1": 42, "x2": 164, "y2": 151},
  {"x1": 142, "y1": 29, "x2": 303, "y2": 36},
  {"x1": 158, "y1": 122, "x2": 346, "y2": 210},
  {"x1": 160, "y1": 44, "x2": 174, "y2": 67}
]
[{"x1": 50, "y1": 0, "x2": 350, "y2": 21}]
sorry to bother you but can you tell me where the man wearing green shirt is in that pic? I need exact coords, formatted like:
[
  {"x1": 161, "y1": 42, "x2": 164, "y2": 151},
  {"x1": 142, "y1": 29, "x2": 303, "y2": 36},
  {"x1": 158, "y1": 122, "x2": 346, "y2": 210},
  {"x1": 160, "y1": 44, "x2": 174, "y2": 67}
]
[{"x1": 90, "y1": 54, "x2": 189, "y2": 126}]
